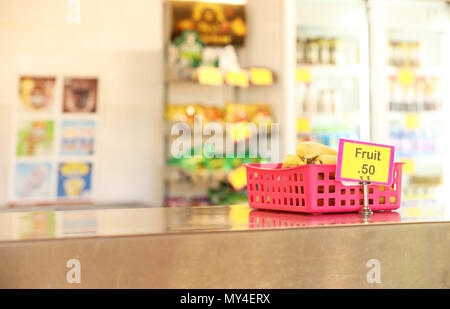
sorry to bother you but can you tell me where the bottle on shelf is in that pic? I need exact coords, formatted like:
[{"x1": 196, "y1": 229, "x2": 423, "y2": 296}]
[
  {"x1": 296, "y1": 36, "x2": 305, "y2": 64},
  {"x1": 400, "y1": 42, "x2": 409, "y2": 67},
  {"x1": 410, "y1": 42, "x2": 421, "y2": 68},
  {"x1": 405, "y1": 83, "x2": 415, "y2": 112},
  {"x1": 302, "y1": 84, "x2": 315, "y2": 115},
  {"x1": 318, "y1": 38, "x2": 330, "y2": 65},
  {"x1": 330, "y1": 89, "x2": 342, "y2": 114},
  {"x1": 388, "y1": 41, "x2": 422, "y2": 68},
  {"x1": 317, "y1": 89, "x2": 332, "y2": 114},
  {"x1": 306, "y1": 37, "x2": 320, "y2": 65},
  {"x1": 424, "y1": 78, "x2": 436, "y2": 111},
  {"x1": 415, "y1": 78, "x2": 426, "y2": 112},
  {"x1": 334, "y1": 39, "x2": 347, "y2": 65}
]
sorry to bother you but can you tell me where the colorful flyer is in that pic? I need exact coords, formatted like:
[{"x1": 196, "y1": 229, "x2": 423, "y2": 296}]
[
  {"x1": 62, "y1": 211, "x2": 97, "y2": 237},
  {"x1": 57, "y1": 162, "x2": 92, "y2": 198},
  {"x1": 19, "y1": 76, "x2": 56, "y2": 112},
  {"x1": 63, "y1": 78, "x2": 97, "y2": 113},
  {"x1": 15, "y1": 162, "x2": 52, "y2": 199},
  {"x1": 16, "y1": 120, "x2": 54, "y2": 157},
  {"x1": 60, "y1": 120, "x2": 96, "y2": 156},
  {"x1": 16, "y1": 212, "x2": 56, "y2": 240}
]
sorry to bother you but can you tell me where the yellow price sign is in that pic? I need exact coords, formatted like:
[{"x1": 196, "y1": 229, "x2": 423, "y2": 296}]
[
  {"x1": 227, "y1": 165, "x2": 247, "y2": 191},
  {"x1": 336, "y1": 139, "x2": 395, "y2": 185},
  {"x1": 296, "y1": 117, "x2": 312, "y2": 134},
  {"x1": 398, "y1": 69, "x2": 415, "y2": 85},
  {"x1": 225, "y1": 70, "x2": 249, "y2": 87},
  {"x1": 296, "y1": 68, "x2": 311, "y2": 83},
  {"x1": 197, "y1": 66, "x2": 224, "y2": 85},
  {"x1": 249, "y1": 68, "x2": 274, "y2": 86},
  {"x1": 405, "y1": 113, "x2": 420, "y2": 130}
]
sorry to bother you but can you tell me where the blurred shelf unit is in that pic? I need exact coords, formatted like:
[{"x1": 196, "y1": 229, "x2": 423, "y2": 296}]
[{"x1": 163, "y1": 1, "x2": 279, "y2": 207}]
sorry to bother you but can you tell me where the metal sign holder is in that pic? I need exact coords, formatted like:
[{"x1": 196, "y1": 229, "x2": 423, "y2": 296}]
[{"x1": 358, "y1": 180, "x2": 373, "y2": 221}]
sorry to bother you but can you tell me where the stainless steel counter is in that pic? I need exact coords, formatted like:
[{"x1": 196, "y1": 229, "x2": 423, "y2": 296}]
[{"x1": 0, "y1": 201, "x2": 449, "y2": 288}]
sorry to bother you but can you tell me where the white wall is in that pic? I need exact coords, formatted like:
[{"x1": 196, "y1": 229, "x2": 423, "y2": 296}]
[{"x1": 0, "y1": 0, "x2": 164, "y2": 206}]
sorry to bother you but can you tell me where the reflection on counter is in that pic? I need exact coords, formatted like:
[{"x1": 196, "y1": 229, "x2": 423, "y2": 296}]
[
  {"x1": 398, "y1": 199, "x2": 446, "y2": 221},
  {"x1": 249, "y1": 210, "x2": 401, "y2": 228},
  {"x1": 0, "y1": 202, "x2": 449, "y2": 243}
]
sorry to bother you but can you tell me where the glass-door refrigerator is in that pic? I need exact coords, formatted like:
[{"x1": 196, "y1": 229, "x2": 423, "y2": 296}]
[
  {"x1": 294, "y1": 0, "x2": 370, "y2": 149},
  {"x1": 371, "y1": 0, "x2": 450, "y2": 213}
]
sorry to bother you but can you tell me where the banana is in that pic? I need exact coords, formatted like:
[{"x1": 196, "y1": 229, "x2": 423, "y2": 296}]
[
  {"x1": 282, "y1": 154, "x2": 305, "y2": 168},
  {"x1": 314, "y1": 154, "x2": 337, "y2": 165},
  {"x1": 296, "y1": 141, "x2": 337, "y2": 160}
]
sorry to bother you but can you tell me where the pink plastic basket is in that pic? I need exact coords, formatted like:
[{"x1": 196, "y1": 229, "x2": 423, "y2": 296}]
[{"x1": 245, "y1": 162, "x2": 404, "y2": 214}]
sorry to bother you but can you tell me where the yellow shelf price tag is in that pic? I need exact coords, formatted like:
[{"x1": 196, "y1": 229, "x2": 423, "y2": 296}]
[
  {"x1": 336, "y1": 139, "x2": 395, "y2": 185},
  {"x1": 225, "y1": 70, "x2": 249, "y2": 87},
  {"x1": 227, "y1": 165, "x2": 247, "y2": 191},
  {"x1": 197, "y1": 66, "x2": 224, "y2": 86},
  {"x1": 405, "y1": 113, "x2": 420, "y2": 130},
  {"x1": 249, "y1": 68, "x2": 274, "y2": 86},
  {"x1": 296, "y1": 117, "x2": 312, "y2": 134},
  {"x1": 398, "y1": 69, "x2": 415, "y2": 85},
  {"x1": 296, "y1": 68, "x2": 311, "y2": 83}
]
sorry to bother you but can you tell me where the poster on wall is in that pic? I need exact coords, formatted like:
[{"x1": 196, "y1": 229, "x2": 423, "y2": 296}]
[
  {"x1": 171, "y1": 1, "x2": 247, "y2": 46},
  {"x1": 63, "y1": 78, "x2": 97, "y2": 113},
  {"x1": 60, "y1": 120, "x2": 96, "y2": 156},
  {"x1": 15, "y1": 162, "x2": 52, "y2": 199},
  {"x1": 16, "y1": 120, "x2": 54, "y2": 157},
  {"x1": 57, "y1": 162, "x2": 92, "y2": 199},
  {"x1": 19, "y1": 76, "x2": 56, "y2": 112}
]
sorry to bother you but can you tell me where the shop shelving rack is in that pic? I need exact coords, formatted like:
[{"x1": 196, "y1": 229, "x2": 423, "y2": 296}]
[{"x1": 161, "y1": 0, "x2": 289, "y2": 207}]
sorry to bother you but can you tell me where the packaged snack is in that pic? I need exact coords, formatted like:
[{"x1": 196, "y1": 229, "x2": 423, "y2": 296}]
[
  {"x1": 187, "y1": 104, "x2": 204, "y2": 125},
  {"x1": 225, "y1": 101, "x2": 250, "y2": 123},
  {"x1": 227, "y1": 157, "x2": 244, "y2": 170},
  {"x1": 182, "y1": 156, "x2": 203, "y2": 171},
  {"x1": 203, "y1": 106, "x2": 223, "y2": 123},
  {"x1": 204, "y1": 158, "x2": 227, "y2": 171},
  {"x1": 250, "y1": 103, "x2": 273, "y2": 126},
  {"x1": 173, "y1": 30, "x2": 205, "y2": 68},
  {"x1": 201, "y1": 47, "x2": 221, "y2": 67},
  {"x1": 165, "y1": 105, "x2": 188, "y2": 123}
]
